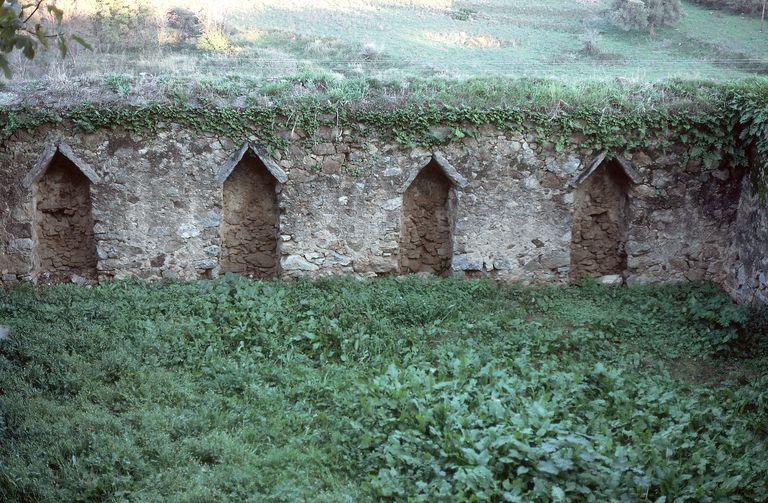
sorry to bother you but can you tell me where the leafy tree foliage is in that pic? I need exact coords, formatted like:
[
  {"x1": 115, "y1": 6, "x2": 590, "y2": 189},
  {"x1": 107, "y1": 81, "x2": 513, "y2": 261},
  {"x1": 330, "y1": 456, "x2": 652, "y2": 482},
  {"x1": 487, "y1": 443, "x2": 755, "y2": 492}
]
[
  {"x1": 611, "y1": 0, "x2": 683, "y2": 34},
  {"x1": 0, "y1": 0, "x2": 87, "y2": 77}
]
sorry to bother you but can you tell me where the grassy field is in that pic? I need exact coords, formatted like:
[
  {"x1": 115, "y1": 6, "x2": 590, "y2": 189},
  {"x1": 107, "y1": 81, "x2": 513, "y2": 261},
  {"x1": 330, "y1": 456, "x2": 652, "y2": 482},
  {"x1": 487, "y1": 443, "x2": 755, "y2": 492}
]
[
  {"x1": 6, "y1": 0, "x2": 768, "y2": 83},
  {"x1": 1, "y1": 278, "x2": 767, "y2": 501}
]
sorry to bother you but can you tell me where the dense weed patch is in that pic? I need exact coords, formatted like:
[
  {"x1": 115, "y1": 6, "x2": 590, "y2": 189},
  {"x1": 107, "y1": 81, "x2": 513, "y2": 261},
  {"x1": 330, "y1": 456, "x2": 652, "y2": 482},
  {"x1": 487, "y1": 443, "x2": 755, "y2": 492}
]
[{"x1": 0, "y1": 278, "x2": 766, "y2": 501}]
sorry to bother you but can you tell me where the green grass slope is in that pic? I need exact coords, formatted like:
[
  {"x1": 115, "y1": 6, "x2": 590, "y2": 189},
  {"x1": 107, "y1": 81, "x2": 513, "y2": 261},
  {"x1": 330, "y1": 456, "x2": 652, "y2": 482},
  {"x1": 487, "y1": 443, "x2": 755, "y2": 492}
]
[
  {"x1": 8, "y1": 0, "x2": 768, "y2": 83},
  {"x1": 224, "y1": 0, "x2": 768, "y2": 80}
]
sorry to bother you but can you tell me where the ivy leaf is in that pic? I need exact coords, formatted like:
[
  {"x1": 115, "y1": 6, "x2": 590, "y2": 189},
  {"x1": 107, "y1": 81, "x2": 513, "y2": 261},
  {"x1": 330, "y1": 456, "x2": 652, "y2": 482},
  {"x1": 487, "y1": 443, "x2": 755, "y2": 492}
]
[
  {"x1": 689, "y1": 145, "x2": 703, "y2": 158},
  {"x1": 46, "y1": 5, "x2": 64, "y2": 24},
  {"x1": 537, "y1": 461, "x2": 560, "y2": 475}
]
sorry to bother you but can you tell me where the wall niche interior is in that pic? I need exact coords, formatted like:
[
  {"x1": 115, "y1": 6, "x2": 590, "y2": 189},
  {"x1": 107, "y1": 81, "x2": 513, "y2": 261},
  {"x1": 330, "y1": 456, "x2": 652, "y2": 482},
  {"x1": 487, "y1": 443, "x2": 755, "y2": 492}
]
[
  {"x1": 570, "y1": 159, "x2": 631, "y2": 279},
  {"x1": 34, "y1": 151, "x2": 98, "y2": 280},
  {"x1": 220, "y1": 153, "x2": 280, "y2": 279},
  {"x1": 400, "y1": 159, "x2": 454, "y2": 275}
]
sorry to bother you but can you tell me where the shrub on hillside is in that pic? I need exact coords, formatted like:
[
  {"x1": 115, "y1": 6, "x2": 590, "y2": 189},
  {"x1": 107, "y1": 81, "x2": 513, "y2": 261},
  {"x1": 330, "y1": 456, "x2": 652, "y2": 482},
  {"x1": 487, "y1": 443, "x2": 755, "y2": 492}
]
[
  {"x1": 92, "y1": 0, "x2": 156, "y2": 51},
  {"x1": 688, "y1": 0, "x2": 763, "y2": 16},
  {"x1": 166, "y1": 7, "x2": 203, "y2": 44},
  {"x1": 610, "y1": 0, "x2": 683, "y2": 34},
  {"x1": 360, "y1": 43, "x2": 383, "y2": 61},
  {"x1": 578, "y1": 29, "x2": 603, "y2": 56},
  {"x1": 196, "y1": 25, "x2": 234, "y2": 53}
]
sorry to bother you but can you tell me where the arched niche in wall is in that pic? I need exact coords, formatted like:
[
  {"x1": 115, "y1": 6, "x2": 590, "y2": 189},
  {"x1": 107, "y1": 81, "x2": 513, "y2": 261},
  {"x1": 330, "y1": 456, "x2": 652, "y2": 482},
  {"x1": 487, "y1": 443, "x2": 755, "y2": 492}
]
[
  {"x1": 569, "y1": 151, "x2": 640, "y2": 279},
  {"x1": 399, "y1": 154, "x2": 468, "y2": 276},
  {"x1": 216, "y1": 143, "x2": 287, "y2": 279},
  {"x1": 23, "y1": 143, "x2": 100, "y2": 281}
]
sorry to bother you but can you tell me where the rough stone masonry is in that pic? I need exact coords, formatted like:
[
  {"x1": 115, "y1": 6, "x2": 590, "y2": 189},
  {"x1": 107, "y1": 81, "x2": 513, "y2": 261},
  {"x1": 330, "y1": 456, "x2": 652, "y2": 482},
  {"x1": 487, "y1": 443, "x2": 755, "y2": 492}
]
[{"x1": 0, "y1": 122, "x2": 766, "y2": 304}]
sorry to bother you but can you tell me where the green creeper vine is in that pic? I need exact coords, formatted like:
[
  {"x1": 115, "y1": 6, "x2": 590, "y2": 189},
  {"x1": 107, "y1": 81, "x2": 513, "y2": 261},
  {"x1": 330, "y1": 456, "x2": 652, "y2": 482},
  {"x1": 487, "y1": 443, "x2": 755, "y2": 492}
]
[
  {"x1": 1, "y1": 85, "x2": 766, "y2": 194},
  {"x1": 730, "y1": 86, "x2": 768, "y2": 195}
]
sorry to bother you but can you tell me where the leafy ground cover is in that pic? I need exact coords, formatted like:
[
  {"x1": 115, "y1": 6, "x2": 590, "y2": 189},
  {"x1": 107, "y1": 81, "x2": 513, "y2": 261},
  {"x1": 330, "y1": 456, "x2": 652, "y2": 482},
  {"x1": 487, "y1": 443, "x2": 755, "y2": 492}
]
[{"x1": 0, "y1": 278, "x2": 766, "y2": 501}]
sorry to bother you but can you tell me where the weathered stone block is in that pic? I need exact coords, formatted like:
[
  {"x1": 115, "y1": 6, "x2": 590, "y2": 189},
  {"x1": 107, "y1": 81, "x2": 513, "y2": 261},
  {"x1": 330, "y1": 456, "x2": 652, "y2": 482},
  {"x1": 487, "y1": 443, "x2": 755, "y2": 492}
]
[
  {"x1": 523, "y1": 176, "x2": 540, "y2": 190},
  {"x1": 6, "y1": 222, "x2": 32, "y2": 238},
  {"x1": 598, "y1": 274, "x2": 623, "y2": 285},
  {"x1": 312, "y1": 143, "x2": 336, "y2": 156},
  {"x1": 203, "y1": 245, "x2": 220, "y2": 256},
  {"x1": 201, "y1": 211, "x2": 222, "y2": 228},
  {"x1": 282, "y1": 255, "x2": 319, "y2": 271},
  {"x1": 626, "y1": 240, "x2": 651, "y2": 255},
  {"x1": 8, "y1": 238, "x2": 34, "y2": 252},
  {"x1": 539, "y1": 251, "x2": 570, "y2": 270},
  {"x1": 194, "y1": 258, "x2": 217, "y2": 269},
  {"x1": 96, "y1": 245, "x2": 116, "y2": 260},
  {"x1": 177, "y1": 223, "x2": 200, "y2": 239},
  {"x1": 452, "y1": 254, "x2": 483, "y2": 271},
  {"x1": 381, "y1": 197, "x2": 402, "y2": 211}
]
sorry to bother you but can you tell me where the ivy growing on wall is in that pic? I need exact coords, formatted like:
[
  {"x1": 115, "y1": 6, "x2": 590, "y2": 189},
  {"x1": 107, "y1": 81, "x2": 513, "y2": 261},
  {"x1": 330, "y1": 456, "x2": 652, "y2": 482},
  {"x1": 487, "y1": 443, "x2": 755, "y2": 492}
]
[
  {"x1": 1, "y1": 79, "x2": 766, "y2": 193},
  {"x1": 730, "y1": 85, "x2": 768, "y2": 194}
]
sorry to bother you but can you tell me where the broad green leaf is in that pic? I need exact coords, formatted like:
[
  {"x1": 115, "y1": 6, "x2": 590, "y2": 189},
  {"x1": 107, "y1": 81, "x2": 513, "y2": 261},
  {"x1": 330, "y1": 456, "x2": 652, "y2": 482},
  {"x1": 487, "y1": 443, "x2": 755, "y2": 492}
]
[{"x1": 71, "y1": 34, "x2": 92, "y2": 51}]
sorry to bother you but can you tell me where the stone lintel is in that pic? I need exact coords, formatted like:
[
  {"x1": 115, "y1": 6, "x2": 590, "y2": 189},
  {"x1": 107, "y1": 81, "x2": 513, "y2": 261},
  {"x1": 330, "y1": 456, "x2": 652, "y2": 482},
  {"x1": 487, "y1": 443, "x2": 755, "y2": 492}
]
[
  {"x1": 216, "y1": 142, "x2": 288, "y2": 185},
  {"x1": 23, "y1": 142, "x2": 101, "y2": 188},
  {"x1": 399, "y1": 153, "x2": 469, "y2": 193},
  {"x1": 571, "y1": 151, "x2": 641, "y2": 187}
]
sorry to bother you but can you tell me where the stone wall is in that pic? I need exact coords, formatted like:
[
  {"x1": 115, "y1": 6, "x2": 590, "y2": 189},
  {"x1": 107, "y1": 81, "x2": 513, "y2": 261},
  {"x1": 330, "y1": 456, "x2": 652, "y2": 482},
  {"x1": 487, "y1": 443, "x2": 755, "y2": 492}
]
[
  {"x1": 0, "y1": 122, "x2": 763, "y2": 303},
  {"x1": 726, "y1": 174, "x2": 768, "y2": 304}
]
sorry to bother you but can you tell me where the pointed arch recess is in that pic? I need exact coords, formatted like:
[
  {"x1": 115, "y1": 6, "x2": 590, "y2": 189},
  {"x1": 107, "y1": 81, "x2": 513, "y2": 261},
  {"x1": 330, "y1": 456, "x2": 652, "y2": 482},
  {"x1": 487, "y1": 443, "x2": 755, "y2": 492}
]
[
  {"x1": 570, "y1": 152, "x2": 635, "y2": 279},
  {"x1": 30, "y1": 144, "x2": 98, "y2": 280},
  {"x1": 24, "y1": 143, "x2": 100, "y2": 189},
  {"x1": 571, "y1": 151, "x2": 641, "y2": 188},
  {"x1": 399, "y1": 155, "x2": 461, "y2": 276},
  {"x1": 399, "y1": 153, "x2": 468, "y2": 194},
  {"x1": 219, "y1": 144, "x2": 281, "y2": 279}
]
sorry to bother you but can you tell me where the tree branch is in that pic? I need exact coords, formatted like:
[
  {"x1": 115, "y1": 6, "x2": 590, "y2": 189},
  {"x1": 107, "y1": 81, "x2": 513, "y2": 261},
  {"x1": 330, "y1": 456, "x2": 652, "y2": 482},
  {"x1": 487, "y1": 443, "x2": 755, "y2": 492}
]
[
  {"x1": 22, "y1": 1, "x2": 46, "y2": 25},
  {"x1": 22, "y1": 27, "x2": 60, "y2": 39}
]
